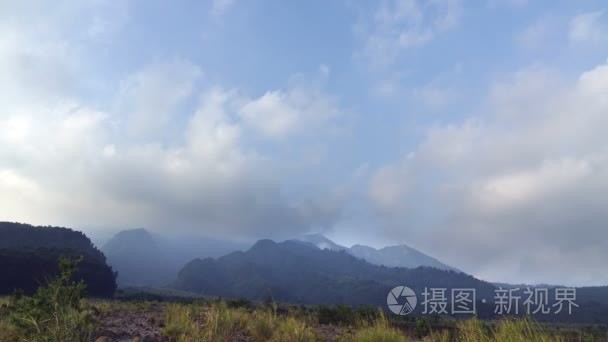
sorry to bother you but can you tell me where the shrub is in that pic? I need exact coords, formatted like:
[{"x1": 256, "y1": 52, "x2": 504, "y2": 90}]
[
  {"x1": 8, "y1": 257, "x2": 95, "y2": 342},
  {"x1": 354, "y1": 306, "x2": 381, "y2": 325},
  {"x1": 317, "y1": 304, "x2": 355, "y2": 325},
  {"x1": 0, "y1": 319, "x2": 20, "y2": 342},
  {"x1": 415, "y1": 317, "x2": 431, "y2": 337},
  {"x1": 227, "y1": 297, "x2": 252, "y2": 309}
]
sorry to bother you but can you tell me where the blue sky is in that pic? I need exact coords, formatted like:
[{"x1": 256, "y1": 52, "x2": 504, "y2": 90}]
[{"x1": 1, "y1": 0, "x2": 608, "y2": 285}]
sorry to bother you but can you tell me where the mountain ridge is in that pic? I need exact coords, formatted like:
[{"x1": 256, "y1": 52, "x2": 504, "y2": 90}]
[
  {"x1": 294, "y1": 234, "x2": 460, "y2": 273},
  {"x1": 174, "y1": 238, "x2": 493, "y2": 307}
]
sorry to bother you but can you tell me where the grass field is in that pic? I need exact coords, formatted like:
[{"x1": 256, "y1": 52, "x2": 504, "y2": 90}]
[
  {"x1": 0, "y1": 266, "x2": 605, "y2": 342},
  {"x1": 2, "y1": 295, "x2": 607, "y2": 341}
]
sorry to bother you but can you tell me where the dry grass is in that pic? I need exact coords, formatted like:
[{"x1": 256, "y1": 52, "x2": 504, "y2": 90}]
[
  {"x1": 339, "y1": 312, "x2": 407, "y2": 342},
  {"x1": 247, "y1": 310, "x2": 317, "y2": 342},
  {"x1": 160, "y1": 302, "x2": 575, "y2": 342},
  {"x1": 1, "y1": 295, "x2": 582, "y2": 341},
  {"x1": 162, "y1": 301, "x2": 249, "y2": 341},
  {"x1": 162, "y1": 301, "x2": 318, "y2": 342},
  {"x1": 423, "y1": 317, "x2": 565, "y2": 342}
]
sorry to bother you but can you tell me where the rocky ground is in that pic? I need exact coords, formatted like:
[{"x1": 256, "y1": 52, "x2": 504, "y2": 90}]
[
  {"x1": 91, "y1": 302, "x2": 355, "y2": 342},
  {"x1": 92, "y1": 303, "x2": 165, "y2": 342}
]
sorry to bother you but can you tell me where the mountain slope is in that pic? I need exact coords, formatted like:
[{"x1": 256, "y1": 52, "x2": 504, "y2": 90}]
[
  {"x1": 102, "y1": 229, "x2": 251, "y2": 287},
  {"x1": 103, "y1": 228, "x2": 173, "y2": 287},
  {"x1": 293, "y1": 234, "x2": 459, "y2": 272},
  {"x1": 174, "y1": 239, "x2": 494, "y2": 307},
  {"x1": 0, "y1": 222, "x2": 116, "y2": 297},
  {"x1": 350, "y1": 244, "x2": 460, "y2": 272},
  {"x1": 294, "y1": 234, "x2": 348, "y2": 251}
]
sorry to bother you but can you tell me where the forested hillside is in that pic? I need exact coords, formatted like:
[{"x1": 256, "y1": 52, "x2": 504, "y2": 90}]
[
  {"x1": 0, "y1": 222, "x2": 116, "y2": 297},
  {"x1": 174, "y1": 239, "x2": 495, "y2": 308}
]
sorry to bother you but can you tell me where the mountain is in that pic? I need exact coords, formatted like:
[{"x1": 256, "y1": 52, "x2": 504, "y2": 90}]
[
  {"x1": 174, "y1": 239, "x2": 494, "y2": 308},
  {"x1": 294, "y1": 234, "x2": 348, "y2": 251},
  {"x1": 293, "y1": 234, "x2": 459, "y2": 272},
  {"x1": 102, "y1": 228, "x2": 251, "y2": 287},
  {"x1": 102, "y1": 228, "x2": 173, "y2": 287},
  {"x1": 0, "y1": 222, "x2": 116, "y2": 297},
  {"x1": 350, "y1": 244, "x2": 460, "y2": 272}
]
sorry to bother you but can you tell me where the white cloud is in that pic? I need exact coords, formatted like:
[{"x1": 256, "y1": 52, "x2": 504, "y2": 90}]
[
  {"x1": 368, "y1": 61, "x2": 608, "y2": 285},
  {"x1": 0, "y1": 80, "x2": 344, "y2": 238},
  {"x1": 369, "y1": 163, "x2": 412, "y2": 214},
  {"x1": 0, "y1": 4, "x2": 345, "y2": 238},
  {"x1": 358, "y1": 0, "x2": 462, "y2": 68},
  {"x1": 412, "y1": 83, "x2": 458, "y2": 110},
  {"x1": 516, "y1": 15, "x2": 558, "y2": 49},
  {"x1": 569, "y1": 10, "x2": 607, "y2": 44},
  {"x1": 117, "y1": 60, "x2": 202, "y2": 138},
  {"x1": 238, "y1": 81, "x2": 340, "y2": 139}
]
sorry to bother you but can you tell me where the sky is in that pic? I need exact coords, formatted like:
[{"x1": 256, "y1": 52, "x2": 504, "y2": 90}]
[{"x1": 1, "y1": 0, "x2": 607, "y2": 286}]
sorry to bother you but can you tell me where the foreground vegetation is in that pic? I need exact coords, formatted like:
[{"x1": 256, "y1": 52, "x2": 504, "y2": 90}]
[
  {"x1": 4, "y1": 295, "x2": 603, "y2": 341},
  {"x1": 0, "y1": 257, "x2": 95, "y2": 341},
  {"x1": 0, "y1": 260, "x2": 606, "y2": 341},
  {"x1": 158, "y1": 301, "x2": 575, "y2": 342}
]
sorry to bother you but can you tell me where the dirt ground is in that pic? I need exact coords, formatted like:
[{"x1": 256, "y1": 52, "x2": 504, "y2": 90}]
[
  {"x1": 92, "y1": 303, "x2": 166, "y2": 342},
  {"x1": 91, "y1": 303, "x2": 354, "y2": 342}
]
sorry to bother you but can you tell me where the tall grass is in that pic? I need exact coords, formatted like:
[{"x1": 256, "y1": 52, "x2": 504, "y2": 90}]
[
  {"x1": 424, "y1": 317, "x2": 564, "y2": 342},
  {"x1": 163, "y1": 301, "x2": 249, "y2": 341},
  {"x1": 161, "y1": 301, "x2": 574, "y2": 342},
  {"x1": 492, "y1": 318, "x2": 564, "y2": 342},
  {"x1": 247, "y1": 310, "x2": 317, "y2": 342},
  {"x1": 163, "y1": 302, "x2": 318, "y2": 342},
  {"x1": 453, "y1": 317, "x2": 491, "y2": 342},
  {"x1": 340, "y1": 312, "x2": 407, "y2": 342},
  {"x1": 0, "y1": 318, "x2": 20, "y2": 342}
]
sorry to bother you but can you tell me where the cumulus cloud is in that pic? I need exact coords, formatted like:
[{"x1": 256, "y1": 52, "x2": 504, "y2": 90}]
[
  {"x1": 0, "y1": 4, "x2": 346, "y2": 240},
  {"x1": 238, "y1": 76, "x2": 340, "y2": 139},
  {"x1": 0, "y1": 74, "x2": 345, "y2": 239},
  {"x1": 368, "y1": 61, "x2": 608, "y2": 285}
]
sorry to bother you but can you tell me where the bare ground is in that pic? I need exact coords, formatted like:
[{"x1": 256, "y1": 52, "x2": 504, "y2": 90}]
[
  {"x1": 90, "y1": 302, "x2": 358, "y2": 342},
  {"x1": 92, "y1": 303, "x2": 166, "y2": 342}
]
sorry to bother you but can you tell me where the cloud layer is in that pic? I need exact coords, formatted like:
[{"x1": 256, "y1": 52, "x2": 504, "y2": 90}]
[
  {"x1": 368, "y1": 63, "x2": 608, "y2": 285},
  {"x1": 1, "y1": 0, "x2": 608, "y2": 286}
]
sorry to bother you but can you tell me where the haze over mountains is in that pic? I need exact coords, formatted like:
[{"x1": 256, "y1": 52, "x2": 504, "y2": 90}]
[
  {"x1": 102, "y1": 229, "x2": 460, "y2": 287},
  {"x1": 102, "y1": 228, "x2": 250, "y2": 287},
  {"x1": 294, "y1": 234, "x2": 460, "y2": 273},
  {"x1": 2, "y1": 222, "x2": 608, "y2": 323},
  {"x1": 174, "y1": 239, "x2": 491, "y2": 308}
]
